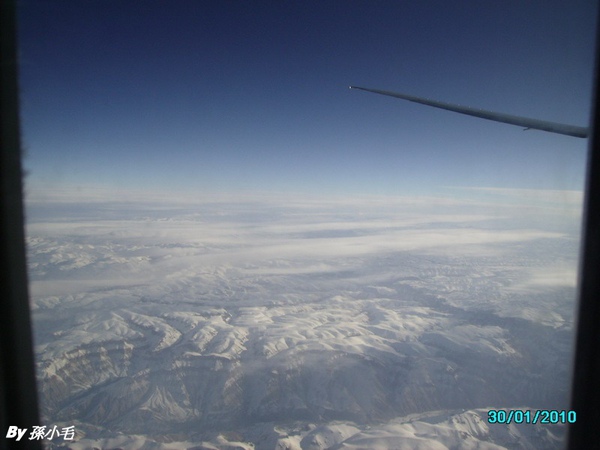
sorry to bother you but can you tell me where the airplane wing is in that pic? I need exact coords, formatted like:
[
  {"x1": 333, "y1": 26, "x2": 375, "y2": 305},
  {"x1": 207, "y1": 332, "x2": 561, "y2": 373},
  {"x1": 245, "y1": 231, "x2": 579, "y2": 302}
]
[{"x1": 349, "y1": 86, "x2": 588, "y2": 139}]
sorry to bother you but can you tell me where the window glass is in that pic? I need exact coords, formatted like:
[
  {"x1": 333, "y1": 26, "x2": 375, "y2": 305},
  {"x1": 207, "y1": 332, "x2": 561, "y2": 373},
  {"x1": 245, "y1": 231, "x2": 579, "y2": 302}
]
[{"x1": 18, "y1": 1, "x2": 597, "y2": 448}]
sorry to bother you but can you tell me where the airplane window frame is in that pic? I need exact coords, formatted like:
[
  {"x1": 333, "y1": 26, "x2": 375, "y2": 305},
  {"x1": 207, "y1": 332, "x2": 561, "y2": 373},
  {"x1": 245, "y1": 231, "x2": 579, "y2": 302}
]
[{"x1": 1, "y1": 1, "x2": 42, "y2": 449}]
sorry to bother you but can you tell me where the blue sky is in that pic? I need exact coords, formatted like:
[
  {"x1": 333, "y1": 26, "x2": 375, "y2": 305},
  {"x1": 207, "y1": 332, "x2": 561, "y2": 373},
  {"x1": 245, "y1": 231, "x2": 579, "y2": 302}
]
[{"x1": 18, "y1": 0, "x2": 598, "y2": 198}]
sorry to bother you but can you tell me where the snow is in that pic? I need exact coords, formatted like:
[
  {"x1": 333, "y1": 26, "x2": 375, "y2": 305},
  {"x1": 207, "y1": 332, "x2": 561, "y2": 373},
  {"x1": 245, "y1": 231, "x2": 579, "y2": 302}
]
[{"x1": 26, "y1": 194, "x2": 578, "y2": 449}]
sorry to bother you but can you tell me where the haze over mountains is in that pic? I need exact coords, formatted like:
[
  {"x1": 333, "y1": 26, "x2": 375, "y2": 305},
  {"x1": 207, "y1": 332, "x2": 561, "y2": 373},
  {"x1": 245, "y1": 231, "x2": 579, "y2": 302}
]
[{"x1": 26, "y1": 189, "x2": 580, "y2": 449}]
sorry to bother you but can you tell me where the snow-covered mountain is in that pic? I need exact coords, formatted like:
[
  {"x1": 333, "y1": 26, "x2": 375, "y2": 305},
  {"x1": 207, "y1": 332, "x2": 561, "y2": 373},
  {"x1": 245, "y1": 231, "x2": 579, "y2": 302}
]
[{"x1": 26, "y1": 192, "x2": 579, "y2": 449}]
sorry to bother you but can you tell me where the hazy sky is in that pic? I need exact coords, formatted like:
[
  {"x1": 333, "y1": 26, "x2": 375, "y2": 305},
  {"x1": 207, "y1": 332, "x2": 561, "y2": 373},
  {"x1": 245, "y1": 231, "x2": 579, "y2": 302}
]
[{"x1": 18, "y1": 0, "x2": 598, "y2": 198}]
